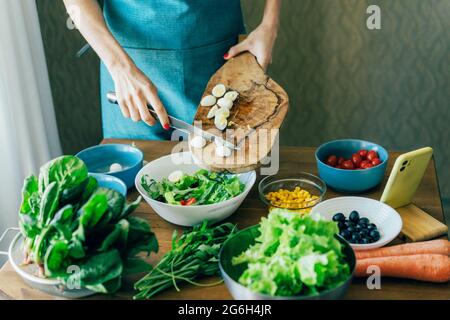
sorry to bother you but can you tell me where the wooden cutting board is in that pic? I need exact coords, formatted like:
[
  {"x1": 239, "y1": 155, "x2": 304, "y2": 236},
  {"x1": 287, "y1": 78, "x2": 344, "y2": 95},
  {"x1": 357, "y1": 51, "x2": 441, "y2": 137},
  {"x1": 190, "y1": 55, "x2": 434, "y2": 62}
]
[
  {"x1": 396, "y1": 204, "x2": 448, "y2": 242},
  {"x1": 189, "y1": 52, "x2": 289, "y2": 173}
]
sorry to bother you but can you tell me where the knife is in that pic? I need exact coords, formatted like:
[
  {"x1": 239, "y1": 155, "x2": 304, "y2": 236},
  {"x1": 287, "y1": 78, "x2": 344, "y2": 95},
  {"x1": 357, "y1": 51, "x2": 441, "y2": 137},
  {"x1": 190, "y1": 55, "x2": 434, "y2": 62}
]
[{"x1": 106, "y1": 92, "x2": 238, "y2": 150}]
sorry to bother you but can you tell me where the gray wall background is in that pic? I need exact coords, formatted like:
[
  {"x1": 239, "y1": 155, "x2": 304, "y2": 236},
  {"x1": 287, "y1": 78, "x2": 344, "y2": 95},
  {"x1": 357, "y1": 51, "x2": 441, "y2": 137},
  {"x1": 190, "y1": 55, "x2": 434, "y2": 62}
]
[{"x1": 36, "y1": 0, "x2": 449, "y2": 219}]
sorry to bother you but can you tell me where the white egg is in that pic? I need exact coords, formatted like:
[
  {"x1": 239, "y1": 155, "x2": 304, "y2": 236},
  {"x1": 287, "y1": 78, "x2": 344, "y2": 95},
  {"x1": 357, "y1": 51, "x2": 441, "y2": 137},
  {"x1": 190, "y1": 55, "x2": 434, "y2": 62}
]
[
  {"x1": 189, "y1": 135, "x2": 206, "y2": 149},
  {"x1": 215, "y1": 145, "x2": 232, "y2": 158},
  {"x1": 217, "y1": 97, "x2": 233, "y2": 109},
  {"x1": 200, "y1": 95, "x2": 216, "y2": 107},
  {"x1": 224, "y1": 91, "x2": 239, "y2": 102},
  {"x1": 215, "y1": 107, "x2": 230, "y2": 118},
  {"x1": 212, "y1": 84, "x2": 226, "y2": 98},
  {"x1": 207, "y1": 105, "x2": 219, "y2": 119},
  {"x1": 168, "y1": 170, "x2": 184, "y2": 183},
  {"x1": 214, "y1": 114, "x2": 228, "y2": 131},
  {"x1": 109, "y1": 163, "x2": 123, "y2": 173}
]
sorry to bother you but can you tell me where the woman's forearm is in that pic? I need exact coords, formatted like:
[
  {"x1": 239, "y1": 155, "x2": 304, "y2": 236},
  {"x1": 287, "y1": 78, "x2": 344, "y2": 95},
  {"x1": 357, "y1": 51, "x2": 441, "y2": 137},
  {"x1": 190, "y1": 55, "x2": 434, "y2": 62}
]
[
  {"x1": 63, "y1": 0, "x2": 131, "y2": 71},
  {"x1": 261, "y1": 0, "x2": 282, "y2": 29}
]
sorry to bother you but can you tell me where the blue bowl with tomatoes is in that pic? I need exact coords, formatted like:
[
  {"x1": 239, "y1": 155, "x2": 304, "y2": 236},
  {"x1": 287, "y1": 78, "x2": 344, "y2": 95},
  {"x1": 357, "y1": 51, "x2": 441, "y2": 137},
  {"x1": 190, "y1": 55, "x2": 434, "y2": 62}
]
[{"x1": 315, "y1": 139, "x2": 388, "y2": 193}]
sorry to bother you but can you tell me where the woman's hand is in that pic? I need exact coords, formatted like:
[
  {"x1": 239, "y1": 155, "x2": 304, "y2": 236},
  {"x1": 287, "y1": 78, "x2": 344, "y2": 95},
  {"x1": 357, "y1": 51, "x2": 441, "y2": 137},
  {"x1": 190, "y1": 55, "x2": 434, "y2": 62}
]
[
  {"x1": 109, "y1": 61, "x2": 170, "y2": 129},
  {"x1": 224, "y1": 23, "x2": 278, "y2": 71}
]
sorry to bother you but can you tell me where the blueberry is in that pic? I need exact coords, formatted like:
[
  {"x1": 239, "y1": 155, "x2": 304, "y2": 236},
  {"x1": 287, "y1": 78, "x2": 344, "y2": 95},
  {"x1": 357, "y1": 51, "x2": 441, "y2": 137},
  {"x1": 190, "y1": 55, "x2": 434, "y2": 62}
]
[
  {"x1": 347, "y1": 226, "x2": 356, "y2": 233},
  {"x1": 360, "y1": 229, "x2": 369, "y2": 237},
  {"x1": 361, "y1": 238, "x2": 370, "y2": 244},
  {"x1": 358, "y1": 217, "x2": 370, "y2": 226},
  {"x1": 351, "y1": 233, "x2": 361, "y2": 242},
  {"x1": 367, "y1": 223, "x2": 377, "y2": 231},
  {"x1": 355, "y1": 224, "x2": 362, "y2": 232},
  {"x1": 340, "y1": 230, "x2": 351, "y2": 240},
  {"x1": 337, "y1": 221, "x2": 346, "y2": 230},
  {"x1": 332, "y1": 213, "x2": 346, "y2": 222},
  {"x1": 370, "y1": 230, "x2": 380, "y2": 241},
  {"x1": 349, "y1": 211, "x2": 360, "y2": 222},
  {"x1": 345, "y1": 221, "x2": 354, "y2": 228}
]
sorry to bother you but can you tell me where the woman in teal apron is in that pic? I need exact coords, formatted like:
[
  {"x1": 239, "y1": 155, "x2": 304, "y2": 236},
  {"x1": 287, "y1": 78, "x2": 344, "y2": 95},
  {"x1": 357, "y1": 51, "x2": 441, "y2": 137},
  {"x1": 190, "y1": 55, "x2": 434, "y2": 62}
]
[{"x1": 64, "y1": 0, "x2": 281, "y2": 140}]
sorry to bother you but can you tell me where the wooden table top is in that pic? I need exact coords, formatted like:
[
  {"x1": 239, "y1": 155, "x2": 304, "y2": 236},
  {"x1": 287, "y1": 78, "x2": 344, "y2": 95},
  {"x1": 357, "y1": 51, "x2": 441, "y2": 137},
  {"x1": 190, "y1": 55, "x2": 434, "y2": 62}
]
[{"x1": 0, "y1": 139, "x2": 448, "y2": 300}]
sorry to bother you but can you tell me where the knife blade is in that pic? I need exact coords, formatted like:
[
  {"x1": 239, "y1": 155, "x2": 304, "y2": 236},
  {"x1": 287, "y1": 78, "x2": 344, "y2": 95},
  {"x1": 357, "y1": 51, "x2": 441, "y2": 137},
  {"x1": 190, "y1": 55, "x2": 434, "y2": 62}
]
[{"x1": 106, "y1": 92, "x2": 238, "y2": 150}]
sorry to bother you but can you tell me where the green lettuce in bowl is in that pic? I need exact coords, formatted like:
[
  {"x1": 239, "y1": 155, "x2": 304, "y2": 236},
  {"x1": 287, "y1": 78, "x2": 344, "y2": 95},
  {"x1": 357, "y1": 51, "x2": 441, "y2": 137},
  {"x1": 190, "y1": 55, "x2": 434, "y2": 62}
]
[{"x1": 231, "y1": 209, "x2": 352, "y2": 297}]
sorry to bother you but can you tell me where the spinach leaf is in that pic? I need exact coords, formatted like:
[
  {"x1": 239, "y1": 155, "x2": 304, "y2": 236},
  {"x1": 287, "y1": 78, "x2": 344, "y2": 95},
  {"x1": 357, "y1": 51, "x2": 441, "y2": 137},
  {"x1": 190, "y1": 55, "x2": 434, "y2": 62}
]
[
  {"x1": 68, "y1": 237, "x2": 85, "y2": 259},
  {"x1": 39, "y1": 156, "x2": 88, "y2": 192},
  {"x1": 95, "y1": 187, "x2": 125, "y2": 222},
  {"x1": 86, "y1": 276, "x2": 122, "y2": 294},
  {"x1": 98, "y1": 219, "x2": 129, "y2": 253},
  {"x1": 20, "y1": 175, "x2": 39, "y2": 214},
  {"x1": 38, "y1": 181, "x2": 60, "y2": 226},
  {"x1": 74, "y1": 249, "x2": 123, "y2": 287},
  {"x1": 123, "y1": 258, "x2": 151, "y2": 275},
  {"x1": 126, "y1": 216, "x2": 158, "y2": 257},
  {"x1": 60, "y1": 177, "x2": 89, "y2": 206},
  {"x1": 80, "y1": 176, "x2": 98, "y2": 204},
  {"x1": 117, "y1": 196, "x2": 141, "y2": 221},
  {"x1": 44, "y1": 240, "x2": 69, "y2": 277},
  {"x1": 74, "y1": 193, "x2": 108, "y2": 241},
  {"x1": 32, "y1": 226, "x2": 55, "y2": 265}
]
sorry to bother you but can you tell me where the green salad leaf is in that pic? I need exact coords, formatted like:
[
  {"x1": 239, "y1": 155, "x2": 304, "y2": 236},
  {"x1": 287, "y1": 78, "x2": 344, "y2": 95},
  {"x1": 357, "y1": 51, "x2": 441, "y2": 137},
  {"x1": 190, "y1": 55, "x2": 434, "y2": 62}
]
[
  {"x1": 141, "y1": 170, "x2": 245, "y2": 206},
  {"x1": 232, "y1": 209, "x2": 350, "y2": 297}
]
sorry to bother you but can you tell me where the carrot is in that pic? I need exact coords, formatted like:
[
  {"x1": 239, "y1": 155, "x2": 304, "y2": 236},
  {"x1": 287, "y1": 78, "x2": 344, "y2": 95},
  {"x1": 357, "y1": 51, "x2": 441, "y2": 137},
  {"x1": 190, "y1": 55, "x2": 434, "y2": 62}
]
[
  {"x1": 355, "y1": 254, "x2": 450, "y2": 283},
  {"x1": 355, "y1": 239, "x2": 450, "y2": 260}
]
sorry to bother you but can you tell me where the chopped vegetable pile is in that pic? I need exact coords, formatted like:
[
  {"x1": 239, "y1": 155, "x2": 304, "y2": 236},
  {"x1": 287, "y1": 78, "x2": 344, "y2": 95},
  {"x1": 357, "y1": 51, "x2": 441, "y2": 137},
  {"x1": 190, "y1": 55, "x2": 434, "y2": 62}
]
[
  {"x1": 140, "y1": 169, "x2": 245, "y2": 206},
  {"x1": 232, "y1": 209, "x2": 350, "y2": 297},
  {"x1": 134, "y1": 221, "x2": 237, "y2": 299},
  {"x1": 19, "y1": 156, "x2": 158, "y2": 293}
]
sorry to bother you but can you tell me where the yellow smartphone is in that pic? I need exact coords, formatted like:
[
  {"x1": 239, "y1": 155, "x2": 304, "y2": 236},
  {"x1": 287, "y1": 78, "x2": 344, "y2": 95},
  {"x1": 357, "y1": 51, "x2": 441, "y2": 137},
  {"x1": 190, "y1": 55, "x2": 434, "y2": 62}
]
[{"x1": 380, "y1": 147, "x2": 433, "y2": 208}]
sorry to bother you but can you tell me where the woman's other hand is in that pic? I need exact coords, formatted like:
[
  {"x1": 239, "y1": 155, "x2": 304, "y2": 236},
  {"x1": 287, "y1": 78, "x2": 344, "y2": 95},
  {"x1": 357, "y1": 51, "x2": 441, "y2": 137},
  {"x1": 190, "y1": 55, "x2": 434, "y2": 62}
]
[
  {"x1": 224, "y1": 0, "x2": 281, "y2": 71},
  {"x1": 224, "y1": 23, "x2": 277, "y2": 71},
  {"x1": 110, "y1": 62, "x2": 170, "y2": 129}
]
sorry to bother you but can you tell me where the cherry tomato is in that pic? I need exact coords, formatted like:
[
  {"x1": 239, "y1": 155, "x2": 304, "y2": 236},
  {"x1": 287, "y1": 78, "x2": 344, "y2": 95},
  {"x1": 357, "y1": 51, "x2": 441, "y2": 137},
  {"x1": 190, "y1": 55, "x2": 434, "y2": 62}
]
[
  {"x1": 371, "y1": 158, "x2": 382, "y2": 166},
  {"x1": 365, "y1": 163, "x2": 374, "y2": 168},
  {"x1": 358, "y1": 149, "x2": 368, "y2": 159},
  {"x1": 338, "y1": 157, "x2": 345, "y2": 165},
  {"x1": 360, "y1": 160, "x2": 371, "y2": 169},
  {"x1": 351, "y1": 153, "x2": 362, "y2": 166},
  {"x1": 326, "y1": 155, "x2": 338, "y2": 167},
  {"x1": 367, "y1": 150, "x2": 379, "y2": 161},
  {"x1": 342, "y1": 160, "x2": 355, "y2": 170},
  {"x1": 185, "y1": 198, "x2": 197, "y2": 206},
  {"x1": 180, "y1": 200, "x2": 186, "y2": 206}
]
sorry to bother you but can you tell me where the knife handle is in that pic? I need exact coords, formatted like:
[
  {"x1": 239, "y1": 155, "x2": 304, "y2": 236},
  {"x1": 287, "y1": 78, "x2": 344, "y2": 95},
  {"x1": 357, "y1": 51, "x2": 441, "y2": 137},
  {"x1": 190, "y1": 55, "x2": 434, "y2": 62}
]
[{"x1": 106, "y1": 92, "x2": 159, "y2": 119}]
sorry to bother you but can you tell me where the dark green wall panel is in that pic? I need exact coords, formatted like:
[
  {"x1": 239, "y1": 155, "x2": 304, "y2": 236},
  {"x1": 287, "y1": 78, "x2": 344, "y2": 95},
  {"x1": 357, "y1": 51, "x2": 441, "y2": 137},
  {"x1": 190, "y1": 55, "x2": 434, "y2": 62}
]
[
  {"x1": 36, "y1": 0, "x2": 449, "y2": 216},
  {"x1": 36, "y1": 0, "x2": 102, "y2": 155}
]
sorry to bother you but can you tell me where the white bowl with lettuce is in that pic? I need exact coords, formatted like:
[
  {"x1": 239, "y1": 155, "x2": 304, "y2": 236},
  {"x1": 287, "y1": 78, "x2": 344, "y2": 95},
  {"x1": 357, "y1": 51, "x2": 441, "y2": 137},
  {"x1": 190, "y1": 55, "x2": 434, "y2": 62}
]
[{"x1": 135, "y1": 152, "x2": 256, "y2": 227}]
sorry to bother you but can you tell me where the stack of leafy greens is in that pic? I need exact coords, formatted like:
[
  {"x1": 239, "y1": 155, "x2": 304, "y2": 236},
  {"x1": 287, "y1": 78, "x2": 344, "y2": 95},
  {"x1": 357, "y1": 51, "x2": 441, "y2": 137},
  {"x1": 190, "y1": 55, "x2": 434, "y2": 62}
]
[
  {"x1": 134, "y1": 221, "x2": 236, "y2": 299},
  {"x1": 141, "y1": 169, "x2": 245, "y2": 206},
  {"x1": 232, "y1": 209, "x2": 350, "y2": 297},
  {"x1": 19, "y1": 156, "x2": 158, "y2": 294}
]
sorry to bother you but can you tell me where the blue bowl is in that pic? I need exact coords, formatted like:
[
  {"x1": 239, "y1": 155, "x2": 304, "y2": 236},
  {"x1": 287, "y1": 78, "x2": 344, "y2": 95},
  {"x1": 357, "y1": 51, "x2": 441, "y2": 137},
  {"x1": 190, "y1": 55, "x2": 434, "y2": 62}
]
[
  {"x1": 76, "y1": 144, "x2": 143, "y2": 189},
  {"x1": 315, "y1": 139, "x2": 388, "y2": 193},
  {"x1": 89, "y1": 173, "x2": 127, "y2": 196}
]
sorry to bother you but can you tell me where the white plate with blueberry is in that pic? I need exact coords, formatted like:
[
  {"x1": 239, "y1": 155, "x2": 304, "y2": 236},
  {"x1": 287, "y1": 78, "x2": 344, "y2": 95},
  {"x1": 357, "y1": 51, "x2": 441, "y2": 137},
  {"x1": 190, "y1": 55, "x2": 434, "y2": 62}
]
[{"x1": 311, "y1": 196, "x2": 403, "y2": 250}]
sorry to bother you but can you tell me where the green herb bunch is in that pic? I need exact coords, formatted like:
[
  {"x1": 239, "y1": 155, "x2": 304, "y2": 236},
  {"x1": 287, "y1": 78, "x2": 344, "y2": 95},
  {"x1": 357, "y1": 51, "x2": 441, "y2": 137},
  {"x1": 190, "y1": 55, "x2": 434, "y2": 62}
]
[{"x1": 134, "y1": 221, "x2": 236, "y2": 299}]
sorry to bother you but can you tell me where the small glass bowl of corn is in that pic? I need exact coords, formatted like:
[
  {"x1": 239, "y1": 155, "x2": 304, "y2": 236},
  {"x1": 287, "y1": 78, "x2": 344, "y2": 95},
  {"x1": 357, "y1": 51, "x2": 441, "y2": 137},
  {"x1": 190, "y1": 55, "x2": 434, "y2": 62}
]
[{"x1": 258, "y1": 172, "x2": 326, "y2": 214}]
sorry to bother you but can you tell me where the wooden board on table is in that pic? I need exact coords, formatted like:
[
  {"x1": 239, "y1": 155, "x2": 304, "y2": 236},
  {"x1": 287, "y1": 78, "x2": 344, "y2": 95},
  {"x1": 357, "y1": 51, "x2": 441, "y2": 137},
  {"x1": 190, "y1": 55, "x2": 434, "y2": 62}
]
[
  {"x1": 190, "y1": 52, "x2": 289, "y2": 173},
  {"x1": 397, "y1": 204, "x2": 448, "y2": 242}
]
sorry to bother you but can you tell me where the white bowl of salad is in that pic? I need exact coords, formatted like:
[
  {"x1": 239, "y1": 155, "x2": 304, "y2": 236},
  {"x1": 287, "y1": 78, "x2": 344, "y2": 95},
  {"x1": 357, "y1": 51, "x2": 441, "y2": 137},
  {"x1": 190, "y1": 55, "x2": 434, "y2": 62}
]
[{"x1": 135, "y1": 152, "x2": 256, "y2": 226}]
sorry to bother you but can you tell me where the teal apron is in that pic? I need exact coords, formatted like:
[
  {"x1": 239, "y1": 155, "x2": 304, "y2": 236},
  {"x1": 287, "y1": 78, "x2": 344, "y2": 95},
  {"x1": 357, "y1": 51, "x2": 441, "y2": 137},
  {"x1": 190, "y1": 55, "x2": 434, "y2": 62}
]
[{"x1": 101, "y1": 0, "x2": 245, "y2": 140}]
